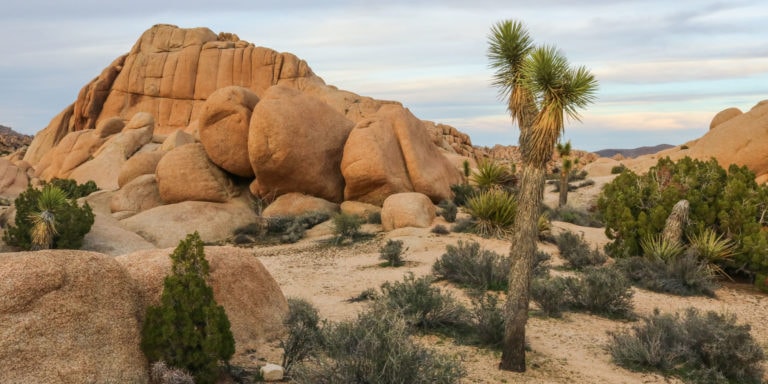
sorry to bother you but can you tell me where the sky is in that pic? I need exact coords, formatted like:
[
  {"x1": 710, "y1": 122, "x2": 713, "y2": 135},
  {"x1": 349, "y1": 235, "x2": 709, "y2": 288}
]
[{"x1": 1, "y1": 1, "x2": 766, "y2": 151}]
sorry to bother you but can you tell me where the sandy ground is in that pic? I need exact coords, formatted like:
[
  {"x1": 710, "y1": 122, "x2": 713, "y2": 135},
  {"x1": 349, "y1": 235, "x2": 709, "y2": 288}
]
[{"x1": 248, "y1": 177, "x2": 767, "y2": 383}]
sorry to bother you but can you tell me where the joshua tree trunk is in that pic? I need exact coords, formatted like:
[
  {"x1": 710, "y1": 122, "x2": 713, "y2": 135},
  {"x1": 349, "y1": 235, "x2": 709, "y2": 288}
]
[
  {"x1": 500, "y1": 164, "x2": 546, "y2": 371},
  {"x1": 558, "y1": 169, "x2": 568, "y2": 207},
  {"x1": 662, "y1": 199, "x2": 689, "y2": 245}
]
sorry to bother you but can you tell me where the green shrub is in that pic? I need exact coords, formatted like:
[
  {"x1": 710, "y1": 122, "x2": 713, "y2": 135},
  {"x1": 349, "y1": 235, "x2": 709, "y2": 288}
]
[
  {"x1": 687, "y1": 228, "x2": 737, "y2": 279},
  {"x1": 331, "y1": 212, "x2": 365, "y2": 244},
  {"x1": 3, "y1": 184, "x2": 95, "y2": 250},
  {"x1": 640, "y1": 234, "x2": 685, "y2": 261},
  {"x1": 465, "y1": 188, "x2": 516, "y2": 238},
  {"x1": 293, "y1": 306, "x2": 465, "y2": 384},
  {"x1": 432, "y1": 240, "x2": 510, "y2": 291},
  {"x1": 616, "y1": 254, "x2": 717, "y2": 297},
  {"x1": 431, "y1": 224, "x2": 450, "y2": 235},
  {"x1": 609, "y1": 308, "x2": 765, "y2": 384},
  {"x1": 450, "y1": 184, "x2": 476, "y2": 207},
  {"x1": 556, "y1": 231, "x2": 607, "y2": 269},
  {"x1": 531, "y1": 277, "x2": 571, "y2": 317},
  {"x1": 451, "y1": 217, "x2": 475, "y2": 233},
  {"x1": 380, "y1": 239, "x2": 405, "y2": 267},
  {"x1": 468, "y1": 292, "x2": 505, "y2": 348},
  {"x1": 281, "y1": 298, "x2": 323, "y2": 375},
  {"x1": 471, "y1": 160, "x2": 516, "y2": 191},
  {"x1": 569, "y1": 267, "x2": 634, "y2": 319},
  {"x1": 141, "y1": 232, "x2": 235, "y2": 384},
  {"x1": 378, "y1": 273, "x2": 469, "y2": 330},
  {"x1": 48, "y1": 178, "x2": 99, "y2": 199},
  {"x1": 598, "y1": 157, "x2": 768, "y2": 283},
  {"x1": 610, "y1": 164, "x2": 627, "y2": 174},
  {"x1": 547, "y1": 206, "x2": 604, "y2": 227},
  {"x1": 367, "y1": 211, "x2": 382, "y2": 224},
  {"x1": 533, "y1": 250, "x2": 552, "y2": 278},
  {"x1": 438, "y1": 199, "x2": 458, "y2": 223}
]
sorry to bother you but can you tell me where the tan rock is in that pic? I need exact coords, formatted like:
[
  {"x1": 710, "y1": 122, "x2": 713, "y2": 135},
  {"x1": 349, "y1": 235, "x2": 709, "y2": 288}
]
[
  {"x1": 249, "y1": 85, "x2": 354, "y2": 202},
  {"x1": 111, "y1": 174, "x2": 164, "y2": 216},
  {"x1": 340, "y1": 200, "x2": 382, "y2": 218},
  {"x1": 116, "y1": 246, "x2": 289, "y2": 355},
  {"x1": 0, "y1": 251, "x2": 147, "y2": 383},
  {"x1": 380, "y1": 192, "x2": 436, "y2": 231},
  {"x1": 82, "y1": 214, "x2": 157, "y2": 256},
  {"x1": 342, "y1": 105, "x2": 462, "y2": 205},
  {"x1": 117, "y1": 151, "x2": 165, "y2": 188},
  {"x1": 709, "y1": 107, "x2": 742, "y2": 130},
  {"x1": 262, "y1": 192, "x2": 339, "y2": 218},
  {"x1": 94, "y1": 116, "x2": 125, "y2": 138},
  {"x1": 156, "y1": 143, "x2": 237, "y2": 203},
  {"x1": 0, "y1": 158, "x2": 30, "y2": 199},
  {"x1": 199, "y1": 86, "x2": 260, "y2": 177},
  {"x1": 119, "y1": 194, "x2": 257, "y2": 247},
  {"x1": 159, "y1": 129, "x2": 195, "y2": 152}
]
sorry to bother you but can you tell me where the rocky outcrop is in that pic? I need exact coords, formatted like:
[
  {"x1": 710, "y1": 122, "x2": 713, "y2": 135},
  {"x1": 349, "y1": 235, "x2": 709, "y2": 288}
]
[
  {"x1": 342, "y1": 105, "x2": 462, "y2": 205},
  {"x1": 111, "y1": 174, "x2": 164, "y2": 216},
  {"x1": 116, "y1": 246, "x2": 289, "y2": 354},
  {"x1": 249, "y1": 85, "x2": 354, "y2": 202},
  {"x1": 0, "y1": 158, "x2": 34, "y2": 199},
  {"x1": 199, "y1": 85, "x2": 260, "y2": 177},
  {"x1": 380, "y1": 192, "x2": 436, "y2": 231},
  {"x1": 117, "y1": 150, "x2": 165, "y2": 188},
  {"x1": 709, "y1": 107, "x2": 742, "y2": 130},
  {"x1": 261, "y1": 192, "x2": 339, "y2": 218},
  {"x1": 0, "y1": 250, "x2": 148, "y2": 383},
  {"x1": 156, "y1": 143, "x2": 237, "y2": 203},
  {"x1": 0, "y1": 125, "x2": 33, "y2": 156}
]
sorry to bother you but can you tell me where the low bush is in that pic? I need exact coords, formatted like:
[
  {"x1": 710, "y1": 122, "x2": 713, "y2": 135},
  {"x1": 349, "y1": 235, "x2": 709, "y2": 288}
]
[
  {"x1": 532, "y1": 267, "x2": 634, "y2": 319},
  {"x1": 640, "y1": 235, "x2": 685, "y2": 261},
  {"x1": 556, "y1": 231, "x2": 607, "y2": 269},
  {"x1": 533, "y1": 250, "x2": 552, "y2": 278},
  {"x1": 293, "y1": 306, "x2": 465, "y2": 384},
  {"x1": 546, "y1": 206, "x2": 604, "y2": 228},
  {"x1": 450, "y1": 184, "x2": 475, "y2": 207},
  {"x1": 280, "y1": 298, "x2": 323, "y2": 375},
  {"x1": 609, "y1": 308, "x2": 765, "y2": 384},
  {"x1": 451, "y1": 217, "x2": 475, "y2": 233},
  {"x1": 615, "y1": 254, "x2": 717, "y2": 296},
  {"x1": 379, "y1": 273, "x2": 469, "y2": 330},
  {"x1": 367, "y1": 211, "x2": 382, "y2": 224},
  {"x1": 331, "y1": 212, "x2": 365, "y2": 244},
  {"x1": 48, "y1": 178, "x2": 99, "y2": 199},
  {"x1": 149, "y1": 361, "x2": 195, "y2": 384},
  {"x1": 610, "y1": 164, "x2": 627, "y2": 174},
  {"x1": 438, "y1": 200, "x2": 458, "y2": 223},
  {"x1": 431, "y1": 224, "x2": 450, "y2": 235},
  {"x1": 531, "y1": 277, "x2": 571, "y2": 318},
  {"x1": 432, "y1": 240, "x2": 510, "y2": 291},
  {"x1": 465, "y1": 188, "x2": 516, "y2": 238},
  {"x1": 468, "y1": 292, "x2": 505, "y2": 348},
  {"x1": 380, "y1": 239, "x2": 405, "y2": 267}
]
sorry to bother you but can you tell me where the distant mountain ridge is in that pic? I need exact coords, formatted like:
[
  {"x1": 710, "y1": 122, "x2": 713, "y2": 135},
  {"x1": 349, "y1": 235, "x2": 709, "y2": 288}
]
[
  {"x1": 0, "y1": 124, "x2": 33, "y2": 155},
  {"x1": 594, "y1": 144, "x2": 675, "y2": 159}
]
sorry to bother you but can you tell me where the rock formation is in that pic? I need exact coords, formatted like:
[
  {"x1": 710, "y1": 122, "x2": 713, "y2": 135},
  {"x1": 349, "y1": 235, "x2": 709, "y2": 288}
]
[{"x1": 381, "y1": 192, "x2": 437, "y2": 231}]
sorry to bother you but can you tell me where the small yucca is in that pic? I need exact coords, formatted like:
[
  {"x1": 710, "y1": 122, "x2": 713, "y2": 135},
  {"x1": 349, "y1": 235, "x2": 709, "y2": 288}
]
[{"x1": 465, "y1": 188, "x2": 516, "y2": 238}]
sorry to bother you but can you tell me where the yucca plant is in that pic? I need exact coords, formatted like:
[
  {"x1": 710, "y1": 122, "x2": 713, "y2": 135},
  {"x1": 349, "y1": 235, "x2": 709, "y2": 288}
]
[
  {"x1": 687, "y1": 229, "x2": 738, "y2": 280},
  {"x1": 640, "y1": 234, "x2": 685, "y2": 261},
  {"x1": 29, "y1": 185, "x2": 68, "y2": 250},
  {"x1": 465, "y1": 188, "x2": 516, "y2": 238},
  {"x1": 470, "y1": 160, "x2": 515, "y2": 191}
]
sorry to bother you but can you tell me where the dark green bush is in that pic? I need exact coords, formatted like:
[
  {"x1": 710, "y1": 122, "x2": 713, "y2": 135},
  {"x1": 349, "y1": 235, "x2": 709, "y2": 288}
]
[
  {"x1": 556, "y1": 231, "x2": 607, "y2": 269},
  {"x1": 546, "y1": 206, "x2": 604, "y2": 228},
  {"x1": 533, "y1": 250, "x2": 552, "y2": 278},
  {"x1": 531, "y1": 277, "x2": 571, "y2": 317},
  {"x1": 48, "y1": 178, "x2": 99, "y2": 199},
  {"x1": 597, "y1": 157, "x2": 768, "y2": 283},
  {"x1": 451, "y1": 217, "x2": 475, "y2": 233},
  {"x1": 3, "y1": 184, "x2": 95, "y2": 250},
  {"x1": 438, "y1": 199, "x2": 458, "y2": 223},
  {"x1": 615, "y1": 254, "x2": 717, "y2": 296},
  {"x1": 367, "y1": 211, "x2": 382, "y2": 224},
  {"x1": 610, "y1": 164, "x2": 627, "y2": 174},
  {"x1": 431, "y1": 224, "x2": 450, "y2": 235},
  {"x1": 380, "y1": 239, "x2": 405, "y2": 267},
  {"x1": 331, "y1": 212, "x2": 365, "y2": 244},
  {"x1": 570, "y1": 267, "x2": 634, "y2": 319},
  {"x1": 379, "y1": 273, "x2": 469, "y2": 330},
  {"x1": 281, "y1": 298, "x2": 323, "y2": 375},
  {"x1": 293, "y1": 306, "x2": 465, "y2": 384},
  {"x1": 432, "y1": 240, "x2": 510, "y2": 291},
  {"x1": 609, "y1": 308, "x2": 765, "y2": 384},
  {"x1": 450, "y1": 184, "x2": 476, "y2": 207},
  {"x1": 468, "y1": 292, "x2": 505, "y2": 348},
  {"x1": 141, "y1": 232, "x2": 235, "y2": 384}
]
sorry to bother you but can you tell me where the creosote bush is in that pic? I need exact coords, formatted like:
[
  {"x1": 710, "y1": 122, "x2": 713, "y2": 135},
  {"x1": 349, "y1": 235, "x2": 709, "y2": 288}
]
[
  {"x1": 431, "y1": 224, "x2": 450, "y2": 235},
  {"x1": 280, "y1": 298, "x2": 323, "y2": 375},
  {"x1": 615, "y1": 254, "x2": 717, "y2": 297},
  {"x1": 468, "y1": 292, "x2": 505, "y2": 348},
  {"x1": 141, "y1": 232, "x2": 235, "y2": 384},
  {"x1": 380, "y1": 239, "x2": 405, "y2": 267},
  {"x1": 432, "y1": 240, "x2": 510, "y2": 291},
  {"x1": 438, "y1": 199, "x2": 458, "y2": 222},
  {"x1": 331, "y1": 212, "x2": 365, "y2": 244},
  {"x1": 609, "y1": 308, "x2": 765, "y2": 384},
  {"x1": 556, "y1": 231, "x2": 607, "y2": 269},
  {"x1": 378, "y1": 273, "x2": 469, "y2": 330},
  {"x1": 531, "y1": 267, "x2": 634, "y2": 319}
]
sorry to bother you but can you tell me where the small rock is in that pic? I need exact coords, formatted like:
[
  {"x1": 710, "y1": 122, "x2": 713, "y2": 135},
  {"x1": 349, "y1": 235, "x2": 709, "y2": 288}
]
[{"x1": 260, "y1": 363, "x2": 284, "y2": 382}]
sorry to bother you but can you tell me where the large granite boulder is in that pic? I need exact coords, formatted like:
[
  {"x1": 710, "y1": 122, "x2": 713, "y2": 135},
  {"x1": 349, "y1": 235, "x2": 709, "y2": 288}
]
[
  {"x1": 342, "y1": 105, "x2": 462, "y2": 205},
  {"x1": 0, "y1": 250, "x2": 148, "y2": 383},
  {"x1": 155, "y1": 143, "x2": 237, "y2": 203},
  {"x1": 249, "y1": 85, "x2": 354, "y2": 203},
  {"x1": 110, "y1": 174, "x2": 164, "y2": 217},
  {"x1": 380, "y1": 192, "x2": 436, "y2": 231},
  {"x1": 116, "y1": 246, "x2": 289, "y2": 354},
  {"x1": 199, "y1": 86, "x2": 260, "y2": 177},
  {"x1": 261, "y1": 192, "x2": 340, "y2": 218},
  {"x1": 117, "y1": 150, "x2": 165, "y2": 188}
]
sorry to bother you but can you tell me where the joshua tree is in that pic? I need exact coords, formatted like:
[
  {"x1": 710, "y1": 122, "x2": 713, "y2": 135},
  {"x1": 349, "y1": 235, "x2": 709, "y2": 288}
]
[
  {"x1": 488, "y1": 19, "x2": 598, "y2": 371},
  {"x1": 29, "y1": 185, "x2": 68, "y2": 250},
  {"x1": 556, "y1": 140, "x2": 575, "y2": 207}
]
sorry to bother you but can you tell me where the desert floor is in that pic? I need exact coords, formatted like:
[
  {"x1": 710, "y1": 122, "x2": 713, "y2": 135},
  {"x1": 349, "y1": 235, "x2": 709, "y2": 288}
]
[{"x1": 247, "y1": 176, "x2": 767, "y2": 383}]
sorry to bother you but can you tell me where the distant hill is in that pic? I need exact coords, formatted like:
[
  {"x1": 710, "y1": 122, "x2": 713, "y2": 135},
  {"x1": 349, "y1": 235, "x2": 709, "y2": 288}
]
[
  {"x1": 594, "y1": 144, "x2": 675, "y2": 159},
  {"x1": 0, "y1": 124, "x2": 34, "y2": 155}
]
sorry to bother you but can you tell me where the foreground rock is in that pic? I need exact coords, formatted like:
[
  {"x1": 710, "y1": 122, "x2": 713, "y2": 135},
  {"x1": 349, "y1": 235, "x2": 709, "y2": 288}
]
[
  {"x1": 0, "y1": 251, "x2": 147, "y2": 383},
  {"x1": 262, "y1": 192, "x2": 340, "y2": 218},
  {"x1": 116, "y1": 246, "x2": 289, "y2": 354},
  {"x1": 381, "y1": 192, "x2": 436, "y2": 231}
]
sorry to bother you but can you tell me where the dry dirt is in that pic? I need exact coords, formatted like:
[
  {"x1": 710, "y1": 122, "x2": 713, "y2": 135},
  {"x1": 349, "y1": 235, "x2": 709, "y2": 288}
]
[{"x1": 246, "y1": 176, "x2": 767, "y2": 383}]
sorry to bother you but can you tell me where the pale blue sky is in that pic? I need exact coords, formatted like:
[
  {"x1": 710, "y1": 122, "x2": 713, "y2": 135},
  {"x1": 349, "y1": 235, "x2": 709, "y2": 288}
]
[{"x1": 1, "y1": 1, "x2": 766, "y2": 151}]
